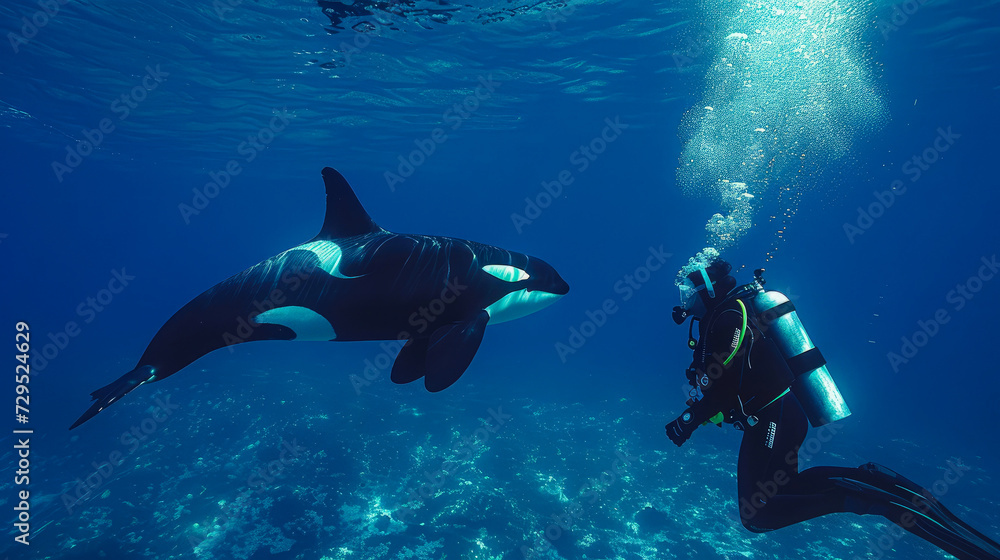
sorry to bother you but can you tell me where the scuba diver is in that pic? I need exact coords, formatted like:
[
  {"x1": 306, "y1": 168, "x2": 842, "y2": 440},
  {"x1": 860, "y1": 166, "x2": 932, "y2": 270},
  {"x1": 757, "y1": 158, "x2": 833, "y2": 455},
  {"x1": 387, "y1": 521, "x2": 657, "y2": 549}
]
[{"x1": 665, "y1": 249, "x2": 1000, "y2": 560}]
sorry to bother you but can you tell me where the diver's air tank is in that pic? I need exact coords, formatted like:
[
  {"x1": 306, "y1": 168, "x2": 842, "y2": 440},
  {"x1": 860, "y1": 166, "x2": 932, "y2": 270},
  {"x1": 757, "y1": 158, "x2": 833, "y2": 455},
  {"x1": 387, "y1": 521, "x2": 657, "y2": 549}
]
[{"x1": 750, "y1": 289, "x2": 851, "y2": 427}]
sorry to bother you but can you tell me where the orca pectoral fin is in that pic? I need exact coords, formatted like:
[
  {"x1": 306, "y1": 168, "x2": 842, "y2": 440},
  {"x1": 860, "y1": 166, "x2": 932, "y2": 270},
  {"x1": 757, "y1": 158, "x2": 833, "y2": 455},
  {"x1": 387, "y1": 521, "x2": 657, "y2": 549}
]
[
  {"x1": 391, "y1": 338, "x2": 429, "y2": 385},
  {"x1": 70, "y1": 365, "x2": 157, "y2": 430},
  {"x1": 424, "y1": 311, "x2": 489, "y2": 392}
]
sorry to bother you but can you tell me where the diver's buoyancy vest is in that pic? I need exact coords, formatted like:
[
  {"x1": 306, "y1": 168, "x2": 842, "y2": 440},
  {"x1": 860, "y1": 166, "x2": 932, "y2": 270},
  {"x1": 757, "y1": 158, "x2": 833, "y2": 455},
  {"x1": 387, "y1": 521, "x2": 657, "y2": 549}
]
[
  {"x1": 695, "y1": 298, "x2": 792, "y2": 428},
  {"x1": 696, "y1": 286, "x2": 851, "y2": 428}
]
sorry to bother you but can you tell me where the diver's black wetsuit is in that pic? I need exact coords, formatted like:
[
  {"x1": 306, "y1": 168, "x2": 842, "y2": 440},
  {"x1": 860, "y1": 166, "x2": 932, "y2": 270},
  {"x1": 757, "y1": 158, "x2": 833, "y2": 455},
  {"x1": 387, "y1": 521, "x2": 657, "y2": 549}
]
[{"x1": 668, "y1": 296, "x2": 1000, "y2": 560}]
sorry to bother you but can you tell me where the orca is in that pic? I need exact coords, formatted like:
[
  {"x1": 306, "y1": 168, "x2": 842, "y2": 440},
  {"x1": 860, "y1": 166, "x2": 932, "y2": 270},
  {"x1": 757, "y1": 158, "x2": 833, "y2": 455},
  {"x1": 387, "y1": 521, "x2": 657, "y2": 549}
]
[{"x1": 71, "y1": 167, "x2": 569, "y2": 429}]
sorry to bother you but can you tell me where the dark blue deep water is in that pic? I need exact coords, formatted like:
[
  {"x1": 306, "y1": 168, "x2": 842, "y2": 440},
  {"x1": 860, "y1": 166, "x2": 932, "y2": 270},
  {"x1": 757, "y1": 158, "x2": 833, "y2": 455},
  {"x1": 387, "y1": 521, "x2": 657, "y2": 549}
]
[{"x1": 2, "y1": 1, "x2": 999, "y2": 559}]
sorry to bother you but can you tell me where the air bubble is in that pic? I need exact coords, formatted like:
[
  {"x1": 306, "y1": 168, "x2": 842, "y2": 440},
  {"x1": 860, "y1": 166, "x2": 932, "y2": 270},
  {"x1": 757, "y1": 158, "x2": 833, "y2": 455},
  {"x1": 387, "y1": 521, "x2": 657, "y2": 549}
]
[{"x1": 676, "y1": 0, "x2": 886, "y2": 256}]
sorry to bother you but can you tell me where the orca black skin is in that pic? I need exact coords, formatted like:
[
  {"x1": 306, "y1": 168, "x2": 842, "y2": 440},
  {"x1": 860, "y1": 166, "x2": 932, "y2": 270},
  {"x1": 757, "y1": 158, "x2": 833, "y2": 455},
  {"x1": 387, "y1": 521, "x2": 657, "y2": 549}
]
[{"x1": 71, "y1": 167, "x2": 569, "y2": 429}]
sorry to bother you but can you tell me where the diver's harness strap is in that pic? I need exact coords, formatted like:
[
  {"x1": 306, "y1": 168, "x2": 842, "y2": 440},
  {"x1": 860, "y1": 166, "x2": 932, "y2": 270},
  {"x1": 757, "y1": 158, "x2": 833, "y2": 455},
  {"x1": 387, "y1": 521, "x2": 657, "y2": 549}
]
[
  {"x1": 760, "y1": 300, "x2": 796, "y2": 323},
  {"x1": 688, "y1": 292, "x2": 752, "y2": 429},
  {"x1": 726, "y1": 299, "x2": 763, "y2": 430},
  {"x1": 788, "y1": 348, "x2": 826, "y2": 377},
  {"x1": 757, "y1": 299, "x2": 828, "y2": 377},
  {"x1": 686, "y1": 281, "x2": 799, "y2": 432},
  {"x1": 732, "y1": 413, "x2": 758, "y2": 431},
  {"x1": 732, "y1": 388, "x2": 790, "y2": 431},
  {"x1": 730, "y1": 294, "x2": 788, "y2": 431}
]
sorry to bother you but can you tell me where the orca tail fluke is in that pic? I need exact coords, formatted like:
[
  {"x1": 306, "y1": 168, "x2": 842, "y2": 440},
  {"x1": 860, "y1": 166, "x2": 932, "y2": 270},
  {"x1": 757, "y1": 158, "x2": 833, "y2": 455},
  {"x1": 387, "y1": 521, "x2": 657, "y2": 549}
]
[{"x1": 70, "y1": 365, "x2": 158, "y2": 430}]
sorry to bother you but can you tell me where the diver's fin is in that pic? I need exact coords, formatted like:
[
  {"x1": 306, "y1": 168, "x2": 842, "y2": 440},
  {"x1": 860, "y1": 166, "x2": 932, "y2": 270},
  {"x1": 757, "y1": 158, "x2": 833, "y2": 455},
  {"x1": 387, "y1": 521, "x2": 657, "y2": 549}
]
[
  {"x1": 861, "y1": 462, "x2": 927, "y2": 495},
  {"x1": 836, "y1": 472, "x2": 1000, "y2": 559},
  {"x1": 834, "y1": 476, "x2": 905, "y2": 516},
  {"x1": 861, "y1": 461, "x2": 1000, "y2": 549},
  {"x1": 70, "y1": 365, "x2": 157, "y2": 430},
  {"x1": 424, "y1": 311, "x2": 489, "y2": 392},
  {"x1": 312, "y1": 167, "x2": 381, "y2": 240},
  {"x1": 391, "y1": 338, "x2": 429, "y2": 384}
]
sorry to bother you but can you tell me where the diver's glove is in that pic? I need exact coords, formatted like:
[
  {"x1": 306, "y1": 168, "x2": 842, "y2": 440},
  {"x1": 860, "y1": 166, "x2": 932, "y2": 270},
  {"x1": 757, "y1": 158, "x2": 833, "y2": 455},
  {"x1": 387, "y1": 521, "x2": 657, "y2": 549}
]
[{"x1": 665, "y1": 410, "x2": 696, "y2": 447}]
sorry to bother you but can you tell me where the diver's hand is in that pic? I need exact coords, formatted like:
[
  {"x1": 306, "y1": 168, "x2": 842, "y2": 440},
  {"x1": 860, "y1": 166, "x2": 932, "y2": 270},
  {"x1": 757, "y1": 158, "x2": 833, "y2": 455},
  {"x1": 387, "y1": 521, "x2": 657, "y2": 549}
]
[{"x1": 665, "y1": 410, "x2": 695, "y2": 447}]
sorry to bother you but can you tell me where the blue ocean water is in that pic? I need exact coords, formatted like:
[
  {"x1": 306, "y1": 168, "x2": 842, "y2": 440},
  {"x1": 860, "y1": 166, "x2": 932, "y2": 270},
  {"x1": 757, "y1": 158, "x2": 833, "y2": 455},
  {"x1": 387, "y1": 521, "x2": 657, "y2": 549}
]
[{"x1": 2, "y1": 0, "x2": 999, "y2": 558}]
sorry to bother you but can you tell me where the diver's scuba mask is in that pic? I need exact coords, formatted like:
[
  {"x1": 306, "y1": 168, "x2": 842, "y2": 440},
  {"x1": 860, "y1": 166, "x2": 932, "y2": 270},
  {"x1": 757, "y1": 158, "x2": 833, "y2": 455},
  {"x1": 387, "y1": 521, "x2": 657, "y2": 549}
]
[{"x1": 672, "y1": 267, "x2": 713, "y2": 325}]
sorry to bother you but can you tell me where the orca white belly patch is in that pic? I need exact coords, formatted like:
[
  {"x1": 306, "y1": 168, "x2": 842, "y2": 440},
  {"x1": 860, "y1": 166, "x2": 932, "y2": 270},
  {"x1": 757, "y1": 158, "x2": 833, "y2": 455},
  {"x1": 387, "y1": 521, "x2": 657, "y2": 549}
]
[
  {"x1": 254, "y1": 306, "x2": 337, "y2": 341},
  {"x1": 484, "y1": 288, "x2": 562, "y2": 324}
]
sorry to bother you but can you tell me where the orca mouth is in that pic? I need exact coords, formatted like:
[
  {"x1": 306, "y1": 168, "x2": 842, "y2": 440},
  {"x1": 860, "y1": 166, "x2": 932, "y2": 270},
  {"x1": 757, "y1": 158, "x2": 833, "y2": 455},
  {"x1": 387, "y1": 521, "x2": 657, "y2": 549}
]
[
  {"x1": 526, "y1": 287, "x2": 566, "y2": 296},
  {"x1": 550, "y1": 277, "x2": 570, "y2": 296},
  {"x1": 522, "y1": 275, "x2": 569, "y2": 297}
]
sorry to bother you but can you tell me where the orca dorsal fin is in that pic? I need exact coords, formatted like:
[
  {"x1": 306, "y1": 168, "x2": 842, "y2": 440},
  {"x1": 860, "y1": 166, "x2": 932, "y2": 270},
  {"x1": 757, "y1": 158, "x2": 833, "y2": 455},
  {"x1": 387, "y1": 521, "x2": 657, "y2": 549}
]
[{"x1": 313, "y1": 167, "x2": 381, "y2": 240}]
